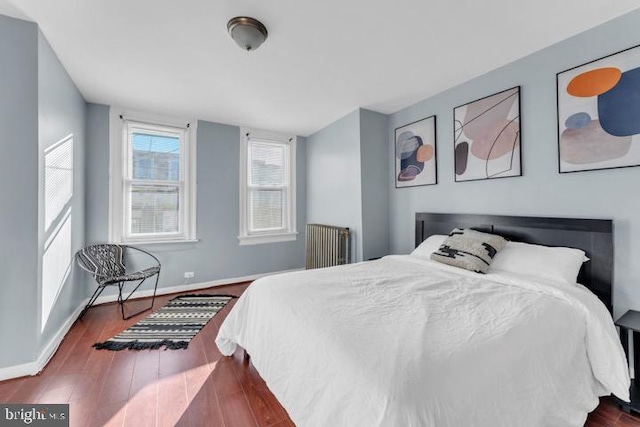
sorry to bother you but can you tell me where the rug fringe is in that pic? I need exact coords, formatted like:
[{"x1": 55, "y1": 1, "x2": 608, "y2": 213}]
[{"x1": 93, "y1": 339, "x2": 190, "y2": 351}]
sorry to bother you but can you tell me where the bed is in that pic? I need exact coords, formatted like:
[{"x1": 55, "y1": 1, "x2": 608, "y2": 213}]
[{"x1": 216, "y1": 213, "x2": 630, "y2": 427}]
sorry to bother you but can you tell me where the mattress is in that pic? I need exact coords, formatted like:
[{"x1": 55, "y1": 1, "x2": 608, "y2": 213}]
[{"x1": 216, "y1": 255, "x2": 629, "y2": 427}]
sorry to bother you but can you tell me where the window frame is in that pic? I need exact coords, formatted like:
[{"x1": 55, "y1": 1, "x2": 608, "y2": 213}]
[
  {"x1": 239, "y1": 128, "x2": 297, "y2": 245},
  {"x1": 109, "y1": 109, "x2": 197, "y2": 244}
]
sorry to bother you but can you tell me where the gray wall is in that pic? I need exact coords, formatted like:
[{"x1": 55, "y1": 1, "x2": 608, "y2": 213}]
[
  {"x1": 0, "y1": 17, "x2": 87, "y2": 370},
  {"x1": 85, "y1": 104, "x2": 110, "y2": 245},
  {"x1": 307, "y1": 110, "x2": 364, "y2": 261},
  {"x1": 388, "y1": 9, "x2": 640, "y2": 318},
  {"x1": 37, "y1": 30, "x2": 87, "y2": 351},
  {"x1": 0, "y1": 15, "x2": 39, "y2": 368},
  {"x1": 306, "y1": 108, "x2": 390, "y2": 262},
  {"x1": 360, "y1": 109, "x2": 390, "y2": 261},
  {"x1": 85, "y1": 108, "x2": 307, "y2": 295}
]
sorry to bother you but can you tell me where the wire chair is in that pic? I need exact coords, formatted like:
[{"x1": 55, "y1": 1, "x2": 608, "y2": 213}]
[{"x1": 76, "y1": 244, "x2": 161, "y2": 320}]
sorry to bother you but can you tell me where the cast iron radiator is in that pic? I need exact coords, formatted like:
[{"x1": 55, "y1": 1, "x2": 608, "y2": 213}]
[{"x1": 305, "y1": 224, "x2": 350, "y2": 269}]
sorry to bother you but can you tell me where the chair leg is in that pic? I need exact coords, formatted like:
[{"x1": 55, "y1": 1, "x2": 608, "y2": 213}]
[
  {"x1": 118, "y1": 281, "x2": 126, "y2": 320},
  {"x1": 78, "y1": 284, "x2": 108, "y2": 320},
  {"x1": 149, "y1": 272, "x2": 159, "y2": 310},
  {"x1": 119, "y1": 273, "x2": 160, "y2": 320}
]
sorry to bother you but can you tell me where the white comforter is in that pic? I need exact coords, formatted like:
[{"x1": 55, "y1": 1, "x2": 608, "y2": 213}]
[{"x1": 216, "y1": 255, "x2": 629, "y2": 427}]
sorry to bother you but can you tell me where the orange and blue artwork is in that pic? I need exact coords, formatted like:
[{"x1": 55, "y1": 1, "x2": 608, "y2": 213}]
[
  {"x1": 557, "y1": 45, "x2": 640, "y2": 173},
  {"x1": 454, "y1": 86, "x2": 521, "y2": 182},
  {"x1": 395, "y1": 115, "x2": 437, "y2": 188}
]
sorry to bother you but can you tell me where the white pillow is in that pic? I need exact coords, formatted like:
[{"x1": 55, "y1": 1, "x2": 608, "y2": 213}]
[
  {"x1": 488, "y1": 241, "x2": 589, "y2": 285},
  {"x1": 411, "y1": 235, "x2": 447, "y2": 258}
]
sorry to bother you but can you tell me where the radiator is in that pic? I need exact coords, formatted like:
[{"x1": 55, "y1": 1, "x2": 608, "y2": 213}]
[{"x1": 305, "y1": 224, "x2": 350, "y2": 269}]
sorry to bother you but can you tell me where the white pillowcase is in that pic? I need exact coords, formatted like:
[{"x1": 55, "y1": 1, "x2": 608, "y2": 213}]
[
  {"x1": 488, "y1": 241, "x2": 589, "y2": 286},
  {"x1": 411, "y1": 235, "x2": 447, "y2": 258}
]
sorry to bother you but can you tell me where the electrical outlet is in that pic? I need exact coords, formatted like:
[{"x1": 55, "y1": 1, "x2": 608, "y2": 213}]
[{"x1": 184, "y1": 271, "x2": 194, "y2": 279}]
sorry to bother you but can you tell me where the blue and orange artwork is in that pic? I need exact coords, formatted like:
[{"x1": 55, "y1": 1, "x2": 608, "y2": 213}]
[
  {"x1": 395, "y1": 116, "x2": 437, "y2": 188},
  {"x1": 454, "y1": 87, "x2": 521, "y2": 182},
  {"x1": 557, "y1": 46, "x2": 640, "y2": 173}
]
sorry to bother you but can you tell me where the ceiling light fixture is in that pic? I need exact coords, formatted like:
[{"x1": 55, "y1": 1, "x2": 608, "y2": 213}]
[{"x1": 227, "y1": 16, "x2": 268, "y2": 51}]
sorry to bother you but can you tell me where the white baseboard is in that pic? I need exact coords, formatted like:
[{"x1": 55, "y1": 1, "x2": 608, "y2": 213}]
[
  {"x1": 0, "y1": 360, "x2": 35, "y2": 382},
  {"x1": 0, "y1": 299, "x2": 88, "y2": 382},
  {"x1": 0, "y1": 268, "x2": 301, "y2": 382},
  {"x1": 92, "y1": 268, "x2": 302, "y2": 306}
]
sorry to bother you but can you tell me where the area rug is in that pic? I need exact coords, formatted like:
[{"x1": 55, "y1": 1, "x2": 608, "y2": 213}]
[{"x1": 93, "y1": 294, "x2": 237, "y2": 351}]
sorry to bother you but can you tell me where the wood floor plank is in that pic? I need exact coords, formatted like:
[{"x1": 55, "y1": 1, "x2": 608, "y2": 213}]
[
  {"x1": 200, "y1": 324, "x2": 225, "y2": 368},
  {"x1": 128, "y1": 350, "x2": 160, "y2": 398},
  {"x1": 232, "y1": 355, "x2": 287, "y2": 427},
  {"x1": 156, "y1": 373, "x2": 189, "y2": 427},
  {"x1": 267, "y1": 420, "x2": 294, "y2": 427},
  {"x1": 56, "y1": 317, "x2": 109, "y2": 376},
  {"x1": 211, "y1": 356, "x2": 243, "y2": 398},
  {"x1": 184, "y1": 339, "x2": 215, "y2": 397},
  {"x1": 0, "y1": 377, "x2": 25, "y2": 402},
  {"x1": 122, "y1": 348, "x2": 160, "y2": 427},
  {"x1": 5, "y1": 375, "x2": 51, "y2": 403},
  {"x1": 618, "y1": 413, "x2": 640, "y2": 426},
  {"x1": 68, "y1": 343, "x2": 115, "y2": 402},
  {"x1": 586, "y1": 411, "x2": 616, "y2": 427},
  {"x1": 596, "y1": 398, "x2": 624, "y2": 421},
  {"x1": 97, "y1": 349, "x2": 137, "y2": 404},
  {"x1": 36, "y1": 384, "x2": 75, "y2": 404},
  {"x1": 180, "y1": 374, "x2": 225, "y2": 427},
  {"x1": 68, "y1": 399, "x2": 95, "y2": 427},
  {"x1": 39, "y1": 321, "x2": 89, "y2": 377},
  {"x1": 122, "y1": 380, "x2": 158, "y2": 427},
  {"x1": 217, "y1": 389, "x2": 259, "y2": 427},
  {"x1": 157, "y1": 348, "x2": 191, "y2": 427},
  {"x1": 92, "y1": 399, "x2": 127, "y2": 427}
]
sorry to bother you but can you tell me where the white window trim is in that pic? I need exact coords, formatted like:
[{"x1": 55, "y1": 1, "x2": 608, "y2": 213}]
[
  {"x1": 109, "y1": 108, "x2": 197, "y2": 244},
  {"x1": 239, "y1": 127, "x2": 297, "y2": 245}
]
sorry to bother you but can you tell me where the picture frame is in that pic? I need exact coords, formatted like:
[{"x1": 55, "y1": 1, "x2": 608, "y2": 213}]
[
  {"x1": 557, "y1": 44, "x2": 640, "y2": 173},
  {"x1": 394, "y1": 115, "x2": 437, "y2": 188},
  {"x1": 453, "y1": 86, "x2": 522, "y2": 182}
]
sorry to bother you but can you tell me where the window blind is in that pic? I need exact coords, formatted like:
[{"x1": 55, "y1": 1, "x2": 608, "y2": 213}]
[
  {"x1": 128, "y1": 131, "x2": 182, "y2": 236},
  {"x1": 248, "y1": 140, "x2": 287, "y2": 232}
]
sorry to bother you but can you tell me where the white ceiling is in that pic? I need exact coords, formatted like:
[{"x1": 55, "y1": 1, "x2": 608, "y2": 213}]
[{"x1": 3, "y1": 0, "x2": 639, "y2": 136}]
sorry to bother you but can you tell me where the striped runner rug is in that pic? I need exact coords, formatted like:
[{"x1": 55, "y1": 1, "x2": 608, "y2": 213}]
[{"x1": 93, "y1": 294, "x2": 236, "y2": 351}]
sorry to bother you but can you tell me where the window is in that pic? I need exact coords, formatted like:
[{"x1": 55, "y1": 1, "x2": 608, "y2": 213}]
[
  {"x1": 110, "y1": 110, "x2": 196, "y2": 244},
  {"x1": 239, "y1": 128, "x2": 297, "y2": 245}
]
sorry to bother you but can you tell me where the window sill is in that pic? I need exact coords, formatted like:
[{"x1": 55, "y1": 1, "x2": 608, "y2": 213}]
[
  {"x1": 119, "y1": 238, "x2": 199, "y2": 246},
  {"x1": 238, "y1": 232, "x2": 298, "y2": 246}
]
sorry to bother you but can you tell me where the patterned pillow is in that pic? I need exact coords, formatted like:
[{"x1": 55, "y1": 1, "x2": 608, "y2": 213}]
[{"x1": 430, "y1": 228, "x2": 507, "y2": 273}]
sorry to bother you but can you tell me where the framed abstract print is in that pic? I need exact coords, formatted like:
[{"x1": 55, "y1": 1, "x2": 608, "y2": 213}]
[
  {"x1": 395, "y1": 115, "x2": 437, "y2": 188},
  {"x1": 454, "y1": 86, "x2": 521, "y2": 182},
  {"x1": 557, "y1": 45, "x2": 640, "y2": 173}
]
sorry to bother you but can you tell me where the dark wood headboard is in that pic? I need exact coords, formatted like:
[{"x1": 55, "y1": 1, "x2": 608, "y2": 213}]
[{"x1": 415, "y1": 213, "x2": 614, "y2": 312}]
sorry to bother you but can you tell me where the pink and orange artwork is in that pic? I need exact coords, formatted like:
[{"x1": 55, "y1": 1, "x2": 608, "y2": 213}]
[
  {"x1": 454, "y1": 87, "x2": 521, "y2": 182},
  {"x1": 557, "y1": 45, "x2": 640, "y2": 173},
  {"x1": 395, "y1": 115, "x2": 437, "y2": 188}
]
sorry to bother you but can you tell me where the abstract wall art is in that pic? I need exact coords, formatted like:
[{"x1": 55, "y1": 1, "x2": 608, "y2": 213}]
[
  {"x1": 453, "y1": 86, "x2": 521, "y2": 182},
  {"x1": 557, "y1": 45, "x2": 640, "y2": 173},
  {"x1": 395, "y1": 115, "x2": 437, "y2": 188}
]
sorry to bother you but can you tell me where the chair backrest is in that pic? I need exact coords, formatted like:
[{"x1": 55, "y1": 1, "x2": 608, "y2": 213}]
[{"x1": 77, "y1": 244, "x2": 126, "y2": 278}]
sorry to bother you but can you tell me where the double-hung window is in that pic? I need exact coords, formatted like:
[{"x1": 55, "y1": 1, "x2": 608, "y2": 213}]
[
  {"x1": 110, "y1": 111, "x2": 196, "y2": 244},
  {"x1": 239, "y1": 128, "x2": 297, "y2": 245}
]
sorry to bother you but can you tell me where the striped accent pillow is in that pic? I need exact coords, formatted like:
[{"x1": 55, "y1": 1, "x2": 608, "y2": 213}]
[{"x1": 431, "y1": 228, "x2": 506, "y2": 273}]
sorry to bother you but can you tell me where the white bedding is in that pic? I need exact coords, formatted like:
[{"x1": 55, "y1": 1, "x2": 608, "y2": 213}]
[{"x1": 216, "y1": 255, "x2": 630, "y2": 427}]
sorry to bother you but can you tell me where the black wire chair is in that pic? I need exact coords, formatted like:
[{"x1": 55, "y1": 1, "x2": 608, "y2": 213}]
[{"x1": 76, "y1": 244, "x2": 161, "y2": 320}]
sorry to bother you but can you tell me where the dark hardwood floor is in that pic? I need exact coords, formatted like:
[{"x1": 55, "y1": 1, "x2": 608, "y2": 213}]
[{"x1": 0, "y1": 281, "x2": 638, "y2": 426}]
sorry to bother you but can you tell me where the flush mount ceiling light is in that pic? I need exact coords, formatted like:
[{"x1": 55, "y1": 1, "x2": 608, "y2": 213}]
[{"x1": 227, "y1": 16, "x2": 268, "y2": 51}]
